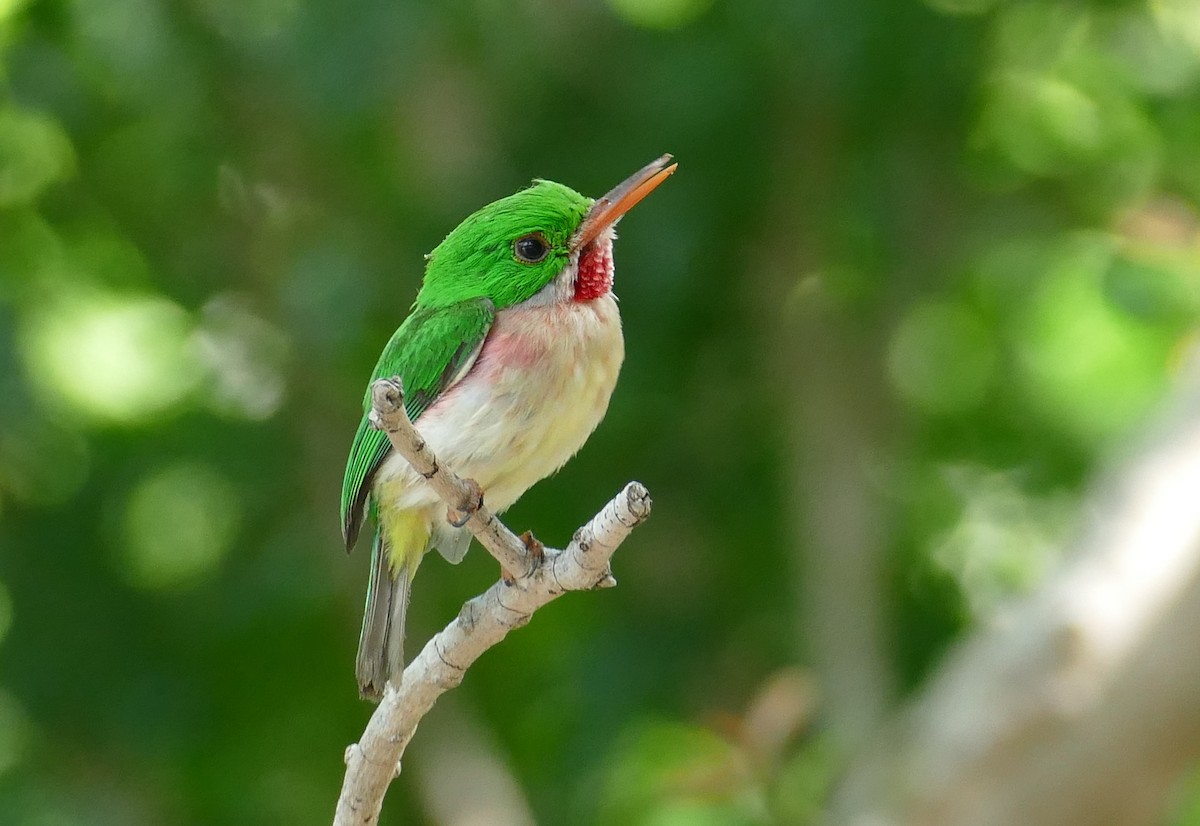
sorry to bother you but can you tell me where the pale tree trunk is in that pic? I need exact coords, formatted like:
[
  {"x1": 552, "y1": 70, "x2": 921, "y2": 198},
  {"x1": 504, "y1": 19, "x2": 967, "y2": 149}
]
[{"x1": 828, "y1": 355, "x2": 1200, "y2": 826}]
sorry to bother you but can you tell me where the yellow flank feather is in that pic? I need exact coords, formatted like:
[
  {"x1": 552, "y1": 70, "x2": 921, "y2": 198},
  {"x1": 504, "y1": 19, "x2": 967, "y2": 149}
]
[{"x1": 379, "y1": 504, "x2": 429, "y2": 575}]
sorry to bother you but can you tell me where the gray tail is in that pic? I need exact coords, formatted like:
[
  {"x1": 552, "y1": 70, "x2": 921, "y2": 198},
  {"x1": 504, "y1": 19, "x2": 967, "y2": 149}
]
[{"x1": 356, "y1": 531, "x2": 412, "y2": 701}]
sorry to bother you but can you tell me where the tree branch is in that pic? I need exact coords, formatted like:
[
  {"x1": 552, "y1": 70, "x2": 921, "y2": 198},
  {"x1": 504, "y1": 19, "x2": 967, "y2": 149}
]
[
  {"x1": 334, "y1": 378, "x2": 652, "y2": 826},
  {"x1": 827, "y1": 356, "x2": 1200, "y2": 826},
  {"x1": 366, "y1": 378, "x2": 535, "y2": 580}
]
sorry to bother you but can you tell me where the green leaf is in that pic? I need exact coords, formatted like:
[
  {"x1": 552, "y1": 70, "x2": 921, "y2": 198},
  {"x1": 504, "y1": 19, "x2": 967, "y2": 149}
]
[{"x1": 0, "y1": 108, "x2": 74, "y2": 207}]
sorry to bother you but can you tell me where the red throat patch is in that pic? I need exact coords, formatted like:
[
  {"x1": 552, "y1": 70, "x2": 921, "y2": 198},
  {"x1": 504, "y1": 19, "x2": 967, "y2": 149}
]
[{"x1": 574, "y1": 240, "x2": 614, "y2": 302}]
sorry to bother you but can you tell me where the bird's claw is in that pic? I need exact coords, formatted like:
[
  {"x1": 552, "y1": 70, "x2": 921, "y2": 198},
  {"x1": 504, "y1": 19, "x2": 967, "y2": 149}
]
[
  {"x1": 499, "y1": 532, "x2": 544, "y2": 585},
  {"x1": 447, "y1": 478, "x2": 484, "y2": 528},
  {"x1": 520, "y1": 530, "x2": 545, "y2": 565}
]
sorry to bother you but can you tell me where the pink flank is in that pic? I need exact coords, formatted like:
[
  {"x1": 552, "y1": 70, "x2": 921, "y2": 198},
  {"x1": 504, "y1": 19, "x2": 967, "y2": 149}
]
[{"x1": 476, "y1": 322, "x2": 544, "y2": 371}]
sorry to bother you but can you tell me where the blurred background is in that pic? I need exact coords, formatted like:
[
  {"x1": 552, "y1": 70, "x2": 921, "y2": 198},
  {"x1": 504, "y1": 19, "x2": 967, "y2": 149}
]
[{"x1": 1, "y1": 0, "x2": 1199, "y2": 823}]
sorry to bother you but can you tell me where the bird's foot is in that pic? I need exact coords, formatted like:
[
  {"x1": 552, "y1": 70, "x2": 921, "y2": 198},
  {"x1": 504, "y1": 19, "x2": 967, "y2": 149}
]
[
  {"x1": 520, "y1": 530, "x2": 545, "y2": 566},
  {"x1": 499, "y1": 532, "x2": 544, "y2": 585},
  {"x1": 447, "y1": 478, "x2": 484, "y2": 528}
]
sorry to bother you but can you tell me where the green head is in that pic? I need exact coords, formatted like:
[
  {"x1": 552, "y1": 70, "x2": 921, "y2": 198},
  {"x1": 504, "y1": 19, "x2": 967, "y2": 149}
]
[
  {"x1": 416, "y1": 155, "x2": 677, "y2": 310},
  {"x1": 418, "y1": 180, "x2": 590, "y2": 309}
]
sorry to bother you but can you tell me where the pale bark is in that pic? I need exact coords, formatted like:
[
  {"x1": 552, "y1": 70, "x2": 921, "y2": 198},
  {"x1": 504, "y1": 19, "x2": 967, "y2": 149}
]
[
  {"x1": 333, "y1": 378, "x2": 651, "y2": 826},
  {"x1": 827, "y1": 357, "x2": 1200, "y2": 826}
]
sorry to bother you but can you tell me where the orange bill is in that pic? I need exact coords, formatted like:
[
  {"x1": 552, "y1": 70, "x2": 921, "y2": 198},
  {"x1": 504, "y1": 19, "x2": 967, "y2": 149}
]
[{"x1": 571, "y1": 154, "x2": 677, "y2": 252}]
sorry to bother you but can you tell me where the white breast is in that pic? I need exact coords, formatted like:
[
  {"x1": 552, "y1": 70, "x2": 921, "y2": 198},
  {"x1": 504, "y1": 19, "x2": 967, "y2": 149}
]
[{"x1": 374, "y1": 293, "x2": 624, "y2": 515}]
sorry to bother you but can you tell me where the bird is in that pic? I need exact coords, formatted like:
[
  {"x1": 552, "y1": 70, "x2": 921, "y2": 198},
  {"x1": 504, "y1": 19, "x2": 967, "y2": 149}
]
[{"x1": 340, "y1": 155, "x2": 676, "y2": 700}]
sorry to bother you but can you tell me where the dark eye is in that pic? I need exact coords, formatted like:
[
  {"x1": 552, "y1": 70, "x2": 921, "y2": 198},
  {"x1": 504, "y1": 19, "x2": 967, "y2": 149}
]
[{"x1": 513, "y1": 233, "x2": 549, "y2": 264}]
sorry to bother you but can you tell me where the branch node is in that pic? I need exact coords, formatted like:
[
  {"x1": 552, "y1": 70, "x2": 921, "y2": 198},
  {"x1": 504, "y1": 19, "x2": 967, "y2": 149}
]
[
  {"x1": 458, "y1": 596, "x2": 482, "y2": 631},
  {"x1": 434, "y1": 640, "x2": 465, "y2": 675},
  {"x1": 550, "y1": 555, "x2": 567, "y2": 594},
  {"x1": 369, "y1": 377, "x2": 405, "y2": 422},
  {"x1": 594, "y1": 571, "x2": 618, "y2": 590},
  {"x1": 626, "y1": 481, "x2": 653, "y2": 521},
  {"x1": 505, "y1": 612, "x2": 532, "y2": 630}
]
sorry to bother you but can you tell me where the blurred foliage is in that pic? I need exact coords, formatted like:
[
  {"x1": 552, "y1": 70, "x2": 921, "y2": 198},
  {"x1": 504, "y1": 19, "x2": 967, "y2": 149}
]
[{"x1": 0, "y1": 0, "x2": 1198, "y2": 823}]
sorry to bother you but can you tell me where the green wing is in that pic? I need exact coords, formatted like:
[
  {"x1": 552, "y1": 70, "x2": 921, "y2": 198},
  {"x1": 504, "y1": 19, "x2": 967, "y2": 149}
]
[{"x1": 340, "y1": 297, "x2": 495, "y2": 551}]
